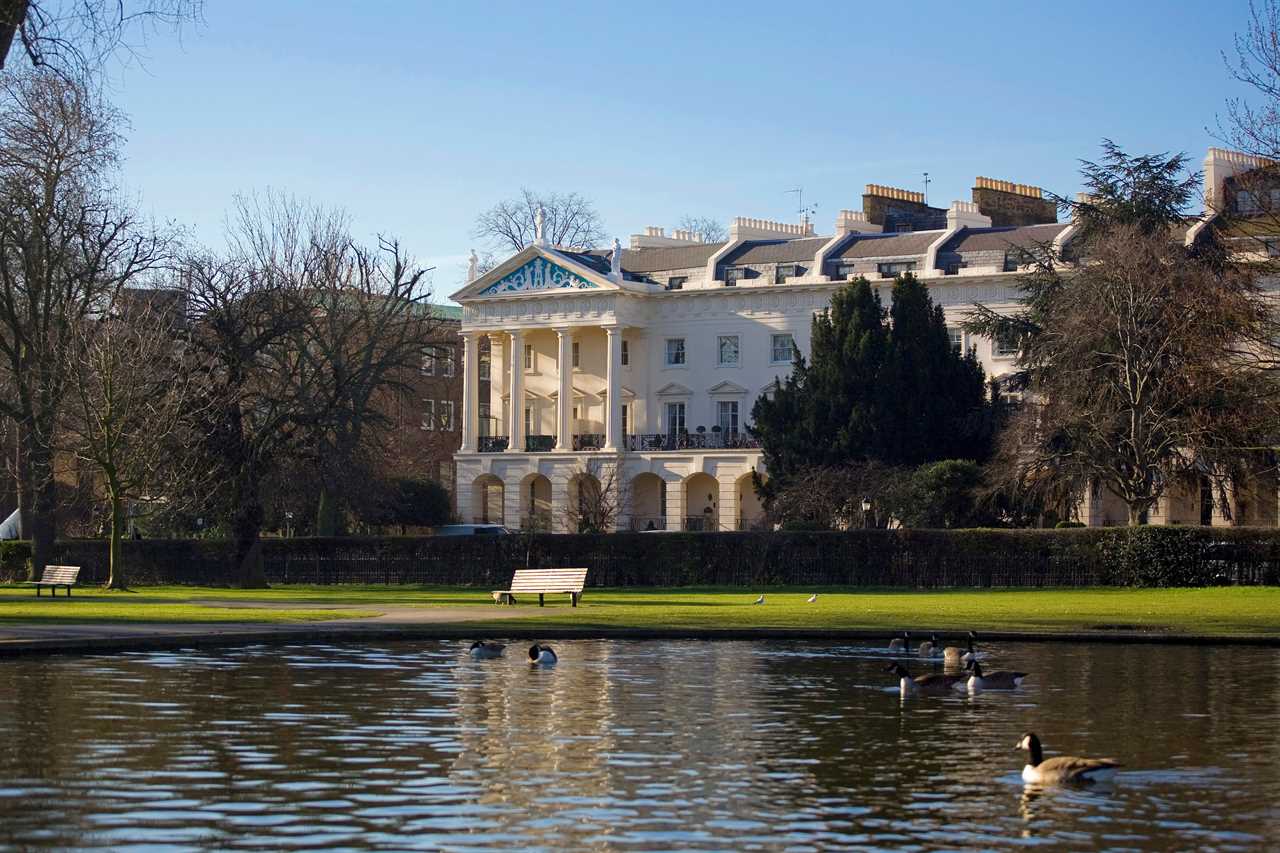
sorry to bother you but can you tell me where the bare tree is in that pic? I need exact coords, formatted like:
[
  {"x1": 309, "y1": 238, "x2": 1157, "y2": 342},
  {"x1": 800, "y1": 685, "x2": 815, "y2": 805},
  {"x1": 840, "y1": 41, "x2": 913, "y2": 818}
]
[
  {"x1": 0, "y1": 0, "x2": 202, "y2": 77},
  {"x1": 0, "y1": 72, "x2": 168, "y2": 575},
  {"x1": 677, "y1": 215, "x2": 726, "y2": 243},
  {"x1": 473, "y1": 188, "x2": 606, "y2": 254},
  {"x1": 984, "y1": 223, "x2": 1274, "y2": 525},
  {"x1": 561, "y1": 458, "x2": 626, "y2": 534},
  {"x1": 764, "y1": 463, "x2": 905, "y2": 530},
  {"x1": 1223, "y1": 1, "x2": 1280, "y2": 162},
  {"x1": 182, "y1": 192, "x2": 439, "y2": 585},
  {"x1": 60, "y1": 300, "x2": 208, "y2": 588}
]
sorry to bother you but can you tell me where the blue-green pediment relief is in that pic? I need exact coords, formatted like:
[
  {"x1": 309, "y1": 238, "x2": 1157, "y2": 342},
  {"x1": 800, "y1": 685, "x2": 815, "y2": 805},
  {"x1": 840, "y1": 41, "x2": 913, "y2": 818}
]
[{"x1": 479, "y1": 256, "x2": 599, "y2": 295}]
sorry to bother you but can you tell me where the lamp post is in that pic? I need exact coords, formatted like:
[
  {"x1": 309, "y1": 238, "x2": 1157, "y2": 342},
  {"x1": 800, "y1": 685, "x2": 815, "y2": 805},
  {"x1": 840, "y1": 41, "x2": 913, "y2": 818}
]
[
  {"x1": 285, "y1": 511, "x2": 294, "y2": 539},
  {"x1": 861, "y1": 497, "x2": 872, "y2": 530}
]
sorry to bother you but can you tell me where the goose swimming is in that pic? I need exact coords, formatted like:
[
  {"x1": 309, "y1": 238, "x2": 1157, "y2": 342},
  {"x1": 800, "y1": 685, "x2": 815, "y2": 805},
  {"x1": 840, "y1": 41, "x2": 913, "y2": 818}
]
[
  {"x1": 528, "y1": 644, "x2": 558, "y2": 666},
  {"x1": 1016, "y1": 732, "x2": 1120, "y2": 785},
  {"x1": 468, "y1": 640, "x2": 506, "y2": 660}
]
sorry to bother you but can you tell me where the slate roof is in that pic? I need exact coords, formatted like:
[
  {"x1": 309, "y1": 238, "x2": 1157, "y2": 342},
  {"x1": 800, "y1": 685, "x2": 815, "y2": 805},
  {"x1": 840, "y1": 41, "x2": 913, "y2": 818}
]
[
  {"x1": 836, "y1": 231, "x2": 943, "y2": 259},
  {"x1": 719, "y1": 237, "x2": 829, "y2": 265},
  {"x1": 617, "y1": 242, "x2": 725, "y2": 273},
  {"x1": 943, "y1": 223, "x2": 1069, "y2": 253}
]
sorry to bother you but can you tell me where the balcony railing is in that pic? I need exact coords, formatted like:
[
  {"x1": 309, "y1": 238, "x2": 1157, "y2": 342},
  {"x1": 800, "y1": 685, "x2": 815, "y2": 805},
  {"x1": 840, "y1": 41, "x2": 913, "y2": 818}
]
[
  {"x1": 623, "y1": 432, "x2": 760, "y2": 452},
  {"x1": 472, "y1": 432, "x2": 760, "y2": 454},
  {"x1": 629, "y1": 515, "x2": 667, "y2": 531},
  {"x1": 525, "y1": 434, "x2": 555, "y2": 452}
]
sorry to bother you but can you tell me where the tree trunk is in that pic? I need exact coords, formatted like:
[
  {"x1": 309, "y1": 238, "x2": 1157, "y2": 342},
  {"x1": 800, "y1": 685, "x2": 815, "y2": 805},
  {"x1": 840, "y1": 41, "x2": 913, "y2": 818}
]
[
  {"x1": 316, "y1": 487, "x2": 339, "y2": 537},
  {"x1": 230, "y1": 468, "x2": 269, "y2": 588},
  {"x1": 1126, "y1": 502, "x2": 1149, "y2": 526},
  {"x1": 106, "y1": 489, "x2": 126, "y2": 590},
  {"x1": 21, "y1": 431, "x2": 56, "y2": 580}
]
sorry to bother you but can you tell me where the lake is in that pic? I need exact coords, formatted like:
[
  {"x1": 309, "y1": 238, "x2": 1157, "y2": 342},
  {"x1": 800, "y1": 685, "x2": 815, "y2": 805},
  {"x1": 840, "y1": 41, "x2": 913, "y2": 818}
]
[{"x1": 1, "y1": 638, "x2": 1277, "y2": 851}]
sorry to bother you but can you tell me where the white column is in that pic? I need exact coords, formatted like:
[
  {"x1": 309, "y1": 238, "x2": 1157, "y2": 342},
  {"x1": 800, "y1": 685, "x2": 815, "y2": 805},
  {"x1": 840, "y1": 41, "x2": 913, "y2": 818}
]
[
  {"x1": 460, "y1": 331, "x2": 479, "y2": 452},
  {"x1": 604, "y1": 326, "x2": 622, "y2": 451},
  {"x1": 508, "y1": 329, "x2": 525, "y2": 452},
  {"x1": 555, "y1": 327, "x2": 573, "y2": 451}
]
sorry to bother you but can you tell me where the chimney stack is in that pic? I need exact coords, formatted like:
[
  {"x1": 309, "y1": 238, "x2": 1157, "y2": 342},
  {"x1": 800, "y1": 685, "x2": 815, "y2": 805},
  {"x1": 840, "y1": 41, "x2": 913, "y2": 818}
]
[{"x1": 971, "y1": 176, "x2": 1056, "y2": 227}]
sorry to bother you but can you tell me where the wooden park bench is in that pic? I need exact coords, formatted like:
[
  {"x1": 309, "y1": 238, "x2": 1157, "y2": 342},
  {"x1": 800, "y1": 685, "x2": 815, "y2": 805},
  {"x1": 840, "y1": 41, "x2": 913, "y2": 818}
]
[
  {"x1": 28, "y1": 565, "x2": 81, "y2": 597},
  {"x1": 492, "y1": 568, "x2": 588, "y2": 607}
]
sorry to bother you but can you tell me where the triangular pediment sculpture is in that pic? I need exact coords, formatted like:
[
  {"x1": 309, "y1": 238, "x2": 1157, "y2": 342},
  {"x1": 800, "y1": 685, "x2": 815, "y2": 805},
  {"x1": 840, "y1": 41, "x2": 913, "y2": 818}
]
[
  {"x1": 706, "y1": 380, "x2": 749, "y2": 395},
  {"x1": 655, "y1": 382, "x2": 693, "y2": 397},
  {"x1": 478, "y1": 255, "x2": 600, "y2": 296}
]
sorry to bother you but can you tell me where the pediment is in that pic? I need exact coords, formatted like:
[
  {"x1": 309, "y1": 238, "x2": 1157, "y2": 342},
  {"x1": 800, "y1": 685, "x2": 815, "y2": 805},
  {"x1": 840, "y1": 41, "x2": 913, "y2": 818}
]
[
  {"x1": 451, "y1": 246, "x2": 619, "y2": 301},
  {"x1": 549, "y1": 385, "x2": 591, "y2": 400},
  {"x1": 655, "y1": 382, "x2": 693, "y2": 397},
  {"x1": 601, "y1": 385, "x2": 637, "y2": 399},
  {"x1": 707, "y1": 380, "x2": 749, "y2": 395}
]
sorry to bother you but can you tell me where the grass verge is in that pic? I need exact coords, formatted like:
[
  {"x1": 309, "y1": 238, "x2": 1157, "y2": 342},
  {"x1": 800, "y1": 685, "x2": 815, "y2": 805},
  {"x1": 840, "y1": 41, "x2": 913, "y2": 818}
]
[{"x1": 2, "y1": 584, "x2": 1279, "y2": 636}]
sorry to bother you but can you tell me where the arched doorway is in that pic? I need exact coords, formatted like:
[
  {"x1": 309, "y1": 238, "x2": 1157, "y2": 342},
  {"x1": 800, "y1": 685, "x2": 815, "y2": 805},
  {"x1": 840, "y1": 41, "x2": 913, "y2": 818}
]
[
  {"x1": 471, "y1": 474, "x2": 505, "y2": 525},
  {"x1": 520, "y1": 473, "x2": 553, "y2": 532},
  {"x1": 630, "y1": 472, "x2": 666, "y2": 531},
  {"x1": 684, "y1": 472, "x2": 719, "y2": 532},
  {"x1": 736, "y1": 472, "x2": 765, "y2": 530},
  {"x1": 567, "y1": 471, "x2": 605, "y2": 533}
]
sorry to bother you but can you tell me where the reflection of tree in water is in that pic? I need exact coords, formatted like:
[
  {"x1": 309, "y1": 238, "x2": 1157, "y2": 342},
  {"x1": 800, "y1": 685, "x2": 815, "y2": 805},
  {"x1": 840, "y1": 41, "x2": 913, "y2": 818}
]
[{"x1": 1, "y1": 641, "x2": 1279, "y2": 848}]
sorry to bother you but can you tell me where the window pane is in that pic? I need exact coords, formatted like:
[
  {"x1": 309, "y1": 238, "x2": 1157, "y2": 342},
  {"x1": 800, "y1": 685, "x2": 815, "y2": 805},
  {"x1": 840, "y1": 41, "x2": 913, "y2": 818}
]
[
  {"x1": 771, "y1": 334, "x2": 795, "y2": 363},
  {"x1": 666, "y1": 338, "x2": 685, "y2": 365},
  {"x1": 572, "y1": 341, "x2": 580, "y2": 368},
  {"x1": 717, "y1": 400, "x2": 739, "y2": 434},
  {"x1": 620, "y1": 339, "x2": 629, "y2": 365},
  {"x1": 718, "y1": 335, "x2": 739, "y2": 365},
  {"x1": 524, "y1": 344, "x2": 533, "y2": 370},
  {"x1": 948, "y1": 327, "x2": 962, "y2": 356}
]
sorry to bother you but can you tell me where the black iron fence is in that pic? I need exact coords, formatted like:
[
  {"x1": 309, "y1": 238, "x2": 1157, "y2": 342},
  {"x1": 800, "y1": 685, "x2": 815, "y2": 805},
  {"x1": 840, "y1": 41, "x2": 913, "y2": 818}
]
[{"x1": 4, "y1": 526, "x2": 1277, "y2": 588}]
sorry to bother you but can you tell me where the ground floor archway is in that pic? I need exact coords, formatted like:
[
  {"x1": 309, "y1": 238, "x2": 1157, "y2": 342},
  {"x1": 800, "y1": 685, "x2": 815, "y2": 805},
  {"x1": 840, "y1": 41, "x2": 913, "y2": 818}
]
[
  {"x1": 684, "y1": 472, "x2": 719, "y2": 531},
  {"x1": 520, "y1": 473, "x2": 553, "y2": 531},
  {"x1": 736, "y1": 471, "x2": 765, "y2": 530},
  {"x1": 470, "y1": 474, "x2": 504, "y2": 525}
]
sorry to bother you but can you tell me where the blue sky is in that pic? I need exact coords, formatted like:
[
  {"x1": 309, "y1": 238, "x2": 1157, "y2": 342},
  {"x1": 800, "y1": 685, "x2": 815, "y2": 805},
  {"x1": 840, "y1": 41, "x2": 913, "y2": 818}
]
[{"x1": 106, "y1": 0, "x2": 1255, "y2": 298}]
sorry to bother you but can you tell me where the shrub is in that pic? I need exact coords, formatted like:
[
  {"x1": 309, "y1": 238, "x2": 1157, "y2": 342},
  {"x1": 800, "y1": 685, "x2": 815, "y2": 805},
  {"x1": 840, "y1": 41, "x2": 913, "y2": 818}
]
[{"x1": 0, "y1": 540, "x2": 32, "y2": 582}]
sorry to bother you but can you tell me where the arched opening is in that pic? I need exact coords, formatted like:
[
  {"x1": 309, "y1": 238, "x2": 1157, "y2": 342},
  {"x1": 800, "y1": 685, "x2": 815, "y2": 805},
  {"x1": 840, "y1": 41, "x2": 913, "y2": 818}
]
[
  {"x1": 684, "y1": 472, "x2": 719, "y2": 532},
  {"x1": 520, "y1": 473, "x2": 553, "y2": 531},
  {"x1": 567, "y1": 471, "x2": 605, "y2": 533},
  {"x1": 630, "y1": 472, "x2": 666, "y2": 531},
  {"x1": 736, "y1": 471, "x2": 765, "y2": 530},
  {"x1": 471, "y1": 474, "x2": 505, "y2": 525}
]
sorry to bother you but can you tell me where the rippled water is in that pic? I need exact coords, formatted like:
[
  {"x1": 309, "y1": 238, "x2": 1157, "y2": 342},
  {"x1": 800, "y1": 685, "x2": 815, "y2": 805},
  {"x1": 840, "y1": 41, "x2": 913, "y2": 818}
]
[{"x1": 1, "y1": 639, "x2": 1278, "y2": 851}]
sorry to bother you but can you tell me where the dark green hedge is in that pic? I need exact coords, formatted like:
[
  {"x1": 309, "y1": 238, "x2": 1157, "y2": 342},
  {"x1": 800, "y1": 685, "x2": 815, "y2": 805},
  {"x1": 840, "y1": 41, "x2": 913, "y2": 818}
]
[
  {"x1": 23, "y1": 526, "x2": 1280, "y2": 588},
  {"x1": 0, "y1": 540, "x2": 31, "y2": 582}
]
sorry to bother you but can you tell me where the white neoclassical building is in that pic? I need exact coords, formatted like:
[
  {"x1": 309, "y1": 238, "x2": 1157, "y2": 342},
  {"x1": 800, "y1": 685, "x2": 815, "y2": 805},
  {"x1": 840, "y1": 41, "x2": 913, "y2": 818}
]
[
  {"x1": 451, "y1": 152, "x2": 1280, "y2": 532},
  {"x1": 451, "y1": 176, "x2": 1068, "y2": 532}
]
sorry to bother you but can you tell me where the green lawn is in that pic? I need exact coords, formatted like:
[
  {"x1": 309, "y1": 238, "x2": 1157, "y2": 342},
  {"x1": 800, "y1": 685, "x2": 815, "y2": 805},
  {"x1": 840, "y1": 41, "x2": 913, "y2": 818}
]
[{"x1": 2, "y1": 584, "x2": 1279, "y2": 636}]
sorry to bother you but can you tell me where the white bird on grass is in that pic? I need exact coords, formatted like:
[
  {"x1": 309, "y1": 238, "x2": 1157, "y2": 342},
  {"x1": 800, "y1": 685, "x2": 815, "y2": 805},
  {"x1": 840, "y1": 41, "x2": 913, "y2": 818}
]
[
  {"x1": 753, "y1": 594, "x2": 765, "y2": 605},
  {"x1": 807, "y1": 593, "x2": 818, "y2": 603}
]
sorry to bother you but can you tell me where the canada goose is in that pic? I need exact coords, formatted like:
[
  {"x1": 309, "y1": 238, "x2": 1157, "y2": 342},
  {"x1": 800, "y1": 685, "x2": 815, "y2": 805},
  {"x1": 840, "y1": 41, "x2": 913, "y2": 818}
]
[
  {"x1": 807, "y1": 593, "x2": 818, "y2": 603},
  {"x1": 468, "y1": 640, "x2": 505, "y2": 660},
  {"x1": 888, "y1": 632, "x2": 909, "y2": 652},
  {"x1": 965, "y1": 659, "x2": 1027, "y2": 690},
  {"x1": 528, "y1": 644, "x2": 558, "y2": 665},
  {"x1": 753, "y1": 594, "x2": 765, "y2": 605},
  {"x1": 1016, "y1": 732, "x2": 1120, "y2": 785},
  {"x1": 943, "y1": 631, "x2": 978, "y2": 665},
  {"x1": 884, "y1": 662, "x2": 964, "y2": 695},
  {"x1": 917, "y1": 634, "x2": 940, "y2": 657}
]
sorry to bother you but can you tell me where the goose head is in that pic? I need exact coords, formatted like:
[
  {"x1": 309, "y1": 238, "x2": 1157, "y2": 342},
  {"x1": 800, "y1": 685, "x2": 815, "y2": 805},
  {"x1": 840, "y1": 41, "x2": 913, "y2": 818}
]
[
  {"x1": 528, "y1": 644, "x2": 543, "y2": 661},
  {"x1": 966, "y1": 660, "x2": 984, "y2": 677},
  {"x1": 470, "y1": 641, "x2": 484, "y2": 651},
  {"x1": 1015, "y1": 732, "x2": 1044, "y2": 765},
  {"x1": 884, "y1": 662, "x2": 910, "y2": 678}
]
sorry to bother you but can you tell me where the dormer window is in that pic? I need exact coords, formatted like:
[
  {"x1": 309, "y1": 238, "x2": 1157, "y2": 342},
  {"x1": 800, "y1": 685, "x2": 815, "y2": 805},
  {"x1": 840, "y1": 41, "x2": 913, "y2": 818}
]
[
  {"x1": 774, "y1": 264, "x2": 800, "y2": 284},
  {"x1": 836, "y1": 263, "x2": 858, "y2": 280},
  {"x1": 667, "y1": 276, "x2": 687, "y2": 290},
  {"x1": 877, "y1": 261, "x2": 916, "y2": 279},
  {"x1": 723, "y1": 266, "x2": 745, "y2": 287}
]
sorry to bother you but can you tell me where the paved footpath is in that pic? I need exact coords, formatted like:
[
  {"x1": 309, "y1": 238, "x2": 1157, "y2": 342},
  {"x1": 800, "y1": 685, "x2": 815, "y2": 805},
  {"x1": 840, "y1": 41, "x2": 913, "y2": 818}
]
[{"x1": 0, "y1": 604, "x2": 550, "y2": 657}]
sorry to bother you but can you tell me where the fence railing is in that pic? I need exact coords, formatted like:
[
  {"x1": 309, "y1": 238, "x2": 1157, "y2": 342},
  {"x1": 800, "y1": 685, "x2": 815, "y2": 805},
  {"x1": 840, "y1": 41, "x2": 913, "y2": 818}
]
[
  {"x1": 478, "y1": 436, "x2": 509, "y2": 453},
  {"x1": 18, "y1": 527, "x2": 1280, "y2": 589}
]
